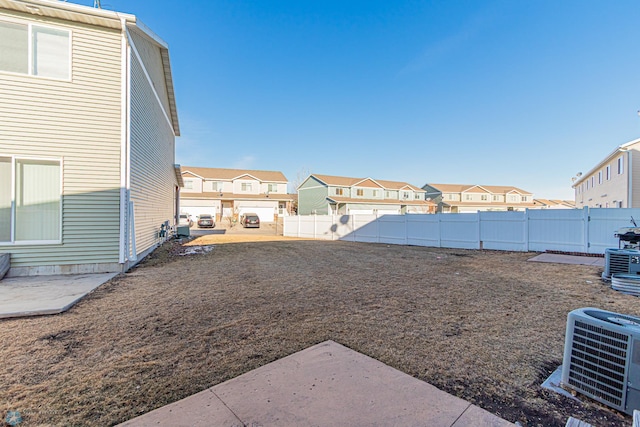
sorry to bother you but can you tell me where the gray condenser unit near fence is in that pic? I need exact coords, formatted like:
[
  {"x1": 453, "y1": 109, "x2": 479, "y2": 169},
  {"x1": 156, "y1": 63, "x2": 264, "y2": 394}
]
[
  {"x1": 561, "y1": 307, "x2": 640, "y2": 415},
  {"x1": 602, "y1": 248, "x2": 640, "y2": 281}
]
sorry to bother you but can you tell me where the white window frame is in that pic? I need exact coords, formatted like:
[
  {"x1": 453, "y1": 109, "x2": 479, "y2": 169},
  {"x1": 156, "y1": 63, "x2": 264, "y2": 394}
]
[
  {"x1": 0, "y1": 18, "x2": 72, "y2": 81},
  {"x1": 0, "y1": 154, "x2": 63, "y2": 245},
  {"x1": 618, "y1": 156, "x2": 624, "y2": 174},
  {"x1": 598, "y1": 171, "x2": 602, "y2": 184},
  {"x1": 268, "y1": 183, "x2": 278, "y2": 193},
  {"x1": 241, "y1": 182, "x2": 253, "y2": 192},
  {"x1": 606, "y1": 165, "x2": 611, "y2": 180}
]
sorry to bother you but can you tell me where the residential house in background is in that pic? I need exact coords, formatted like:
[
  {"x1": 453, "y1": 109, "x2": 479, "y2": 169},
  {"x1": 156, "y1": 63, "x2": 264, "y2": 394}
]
[
  {"x1": 298, "y1": 174, "x2": 435, "y2": 215},
  {"x1": 180, "y1": 167, "x2": 293, "y2": 223},
  {"x1": 532, "y1": 199, "x2": 575, "y2": 209},
  {"x1": 0, "y1": 1, "x2": 180, "y2": 276},
  {"x1": 422, "y1": 184, "x2": 535, "y2": 213},
  {"x1": 572, "y1": 138, "x2": 640, "y2": 208}
]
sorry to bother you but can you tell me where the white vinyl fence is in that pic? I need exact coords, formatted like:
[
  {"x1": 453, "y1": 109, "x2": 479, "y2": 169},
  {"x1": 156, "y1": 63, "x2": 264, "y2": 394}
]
[{"x1": 283, "y1": 208, "x2": 640, "y2": 254}]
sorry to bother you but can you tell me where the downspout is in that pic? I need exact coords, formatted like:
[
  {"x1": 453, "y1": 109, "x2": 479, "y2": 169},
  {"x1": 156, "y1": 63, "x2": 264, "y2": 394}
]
[
  {"x1": 628, "y1": 150, "x2": 633, "y2": 208},
  {"x1": 118, "y1": 16, "x2": 130, "y2": 265}
]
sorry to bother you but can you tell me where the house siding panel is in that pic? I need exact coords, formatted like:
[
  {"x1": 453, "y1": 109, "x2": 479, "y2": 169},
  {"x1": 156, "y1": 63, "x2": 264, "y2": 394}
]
[
  {"x1": 0, "y1": 10, "x2": 122, "y2": 273},
  {"x1": 298, "y1": 177, "x2": 330, "y2": 215},
  {"x1": 128, "y1": 28, "x2": 171, "y2": 116},
  {"x1": 128, "y1": 51, "x2": 176, "y2": 258}
]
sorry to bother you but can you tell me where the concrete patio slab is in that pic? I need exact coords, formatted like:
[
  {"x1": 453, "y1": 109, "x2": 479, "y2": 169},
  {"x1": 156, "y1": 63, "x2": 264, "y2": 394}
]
[
  {"x1": 0, "y1": 272, "x2": 117, "y2": 319},
  {"x1": 528, "y1": 253, "x2": 604, "y2": 267},
  {"x1": 119, "y1": 340, "x2": 514, "y2": 427}
]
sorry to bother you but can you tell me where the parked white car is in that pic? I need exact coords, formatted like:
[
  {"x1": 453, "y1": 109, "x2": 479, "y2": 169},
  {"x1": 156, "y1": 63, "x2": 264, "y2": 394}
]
[{"x1": 179, "y1": 213, "x2": 193, "y2": 227}]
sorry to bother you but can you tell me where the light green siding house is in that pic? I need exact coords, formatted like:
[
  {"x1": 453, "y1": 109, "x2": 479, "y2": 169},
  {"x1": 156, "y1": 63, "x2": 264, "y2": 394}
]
[
  {"x1": 0, "y1": 1, "x2": 180, "y2": 276},
  {"x1": 298, "y1": 174, "x2": 435, "y2": 215}
]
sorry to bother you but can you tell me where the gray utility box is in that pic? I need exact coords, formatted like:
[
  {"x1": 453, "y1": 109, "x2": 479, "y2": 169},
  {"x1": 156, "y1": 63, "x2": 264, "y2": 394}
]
[{"x1": 176, "y1": 226, "x2": 190, "y2": 237}]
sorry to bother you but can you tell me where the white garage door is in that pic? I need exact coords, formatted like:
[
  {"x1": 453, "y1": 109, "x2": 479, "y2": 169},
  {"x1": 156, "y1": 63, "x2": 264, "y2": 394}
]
[{"x1": 238, "y1": 207, "x2": 276, "y2": 223}]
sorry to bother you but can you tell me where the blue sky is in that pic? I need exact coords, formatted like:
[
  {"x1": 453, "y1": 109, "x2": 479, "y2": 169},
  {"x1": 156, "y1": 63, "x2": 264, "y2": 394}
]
[{"x1": 76, "y1": 0, "x2": 640, "y2": 198}]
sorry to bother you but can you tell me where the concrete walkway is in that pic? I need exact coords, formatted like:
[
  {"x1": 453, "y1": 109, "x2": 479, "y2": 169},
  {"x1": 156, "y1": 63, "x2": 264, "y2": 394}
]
[
  {"x1": 527, "y1": 253, "x2": 604, "y2": 267},
  {"x1": 119, "y1": 341, "x2": 514, "y2": 427},
  {"x1": 0, "y1": 272, "x2": 117, "y2": 318}
]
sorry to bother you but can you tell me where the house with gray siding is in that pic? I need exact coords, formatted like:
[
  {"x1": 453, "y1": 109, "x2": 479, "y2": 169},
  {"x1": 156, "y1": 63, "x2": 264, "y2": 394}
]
[
  {"x1": 298, "y1": 174, "x2": 435, "y2": 215},
  {"x1": 0, "y1": 1, "x2": 180, "y2": 276}
]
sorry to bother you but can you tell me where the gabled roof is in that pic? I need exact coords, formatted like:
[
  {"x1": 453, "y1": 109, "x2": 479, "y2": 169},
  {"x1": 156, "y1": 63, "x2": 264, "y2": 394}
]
[
  {"x1": 181, "y1": 167, "x2": 288, "y2": 183},
  {"x1": 533, "y1": 199, "x2": 576, "y2": 208},
  {"x1": 0, "y1": 0, "x2": 180, "y2": 136},
  {"x1": 352, "y1": 178, "x2": 384, "y2": 189},
  {"x1": 426, "y1": 183, "x2": 532, "y2": 195},
  {"x1": 181, "y1": 192, "x2": 294, "y2": 202},
  {"x1": 326, "y1": 196, "x2": 435, "y2": 207},
  {"x1": 310, "y1": 174, "x2": 424, "y2": 192}
]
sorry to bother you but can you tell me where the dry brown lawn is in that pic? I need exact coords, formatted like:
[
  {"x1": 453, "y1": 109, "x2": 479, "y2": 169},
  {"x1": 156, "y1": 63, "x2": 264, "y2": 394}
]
[{"x1": 1, "y1": 235, "x2": 638, "y2": 427}]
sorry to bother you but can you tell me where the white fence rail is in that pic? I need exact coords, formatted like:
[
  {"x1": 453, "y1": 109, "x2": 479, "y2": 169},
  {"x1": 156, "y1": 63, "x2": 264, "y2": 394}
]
[{"x1": 283, "y1": 208, "x2": 640, "y2": 254}]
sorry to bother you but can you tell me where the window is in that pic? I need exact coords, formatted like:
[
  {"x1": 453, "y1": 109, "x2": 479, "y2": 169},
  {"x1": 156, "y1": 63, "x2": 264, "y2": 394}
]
[
  {"x1": 493, "y1": 195, "x2": 500, "y2": 201},
  {"x1": 606, "y1": 165, "x2": 611, "y2": 180},
  {"x1": 372, "y1": 190, "x2": 378, "y2": 197},
  {"x1": 1, "y1": 156, "x2": 61, "y2": 243},
  {"x1": 521, "y1": 196, "x2": 528, "y2": 202},
  {"x1": 598, "y1": 171, "x2": 602, "y2": 184},
  {"x1": 356, "y1": 189, "x2": 364, "y2": 196},
  {"x1": 204, "y1": 181, "x2": 221, "y2": 192},
  {"x1": 465, "y1": 194, "x2": 472, "y2": 201},
  {"x1": 241, "y1": 182, "x2": 252, "y2": 192},
  {"x1": 591, "y1": 177, "x2": 594, "y2": 187},
  {"x1": 618, "y1": 156, "x2": 624, "y2": 174},
  {"x1": 0, "y1": 21, "x2": 70, "y2": 79},
  {"x1": 415, "y1": 193, "x2": 421, "y2": 200},
  {"x1": 268, "y1": 183, "x2": 277, "y2": 193},
  {"x1": 481, "y1": 195, "x2": 487, "y2": 201},
  {"x1": 336, "y1": 188, "x2": 343, "y2": 196},
  {"x1": 184, "y1": 180, "x2": 193, "y2": 190},
  {"x1": 385, "y1": 191, "x2": 390, "y2": 198}
]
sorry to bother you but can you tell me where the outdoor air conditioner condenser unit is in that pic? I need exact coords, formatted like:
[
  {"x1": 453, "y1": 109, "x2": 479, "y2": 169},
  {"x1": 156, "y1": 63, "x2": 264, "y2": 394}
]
[
  {"x1": 561, "y1": 307, "x2": 640, "y2": 415},
  {"x1": 602, "y1": 248, "x2": 640, "y2": 281}
]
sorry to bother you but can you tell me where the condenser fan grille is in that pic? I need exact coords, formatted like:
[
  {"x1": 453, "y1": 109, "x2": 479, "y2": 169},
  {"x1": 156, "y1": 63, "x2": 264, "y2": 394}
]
[
  {"x1": 567, "y1": 320, "x2": 629, "y2": 407},
  {"x1": 610, "y1": 253, "x2": 633, "y2": 275}
]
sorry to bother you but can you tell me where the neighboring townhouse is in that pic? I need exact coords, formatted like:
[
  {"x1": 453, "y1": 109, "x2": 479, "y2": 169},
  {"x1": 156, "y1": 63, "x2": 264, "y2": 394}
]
[
  {"x1": 532, "y1": 199, "x2": 576, "y2": 209},
  {"x1": 298, "y1": 174, "x2": 435, "y2": 215},
  {"x1": 180, "y1": 167, "x2": 293, "y2": 223},
  {"x1": 422, "y1": 184, "x2": 535, "y2": 213},
  {"x1": 0, "y1": 1, "x2": 180, "y2": 276},
  {"x1": 572, "y1": 138, "x2": 640, "y2": 208}
]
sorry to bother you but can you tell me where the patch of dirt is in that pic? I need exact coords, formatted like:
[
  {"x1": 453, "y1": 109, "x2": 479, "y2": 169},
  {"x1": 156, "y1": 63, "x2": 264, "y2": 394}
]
[{"x1": 0, "y1": 237, "x2": 637, "y2": 426}]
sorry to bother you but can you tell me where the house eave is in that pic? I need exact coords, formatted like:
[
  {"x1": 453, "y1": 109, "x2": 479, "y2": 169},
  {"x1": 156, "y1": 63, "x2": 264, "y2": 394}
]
[
  {"x1": 0, "y1": 0, "x2": 136, "y2": 29},
  {"x1": 572, "y1": 138, "x2": 640, "y2": 187}
]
